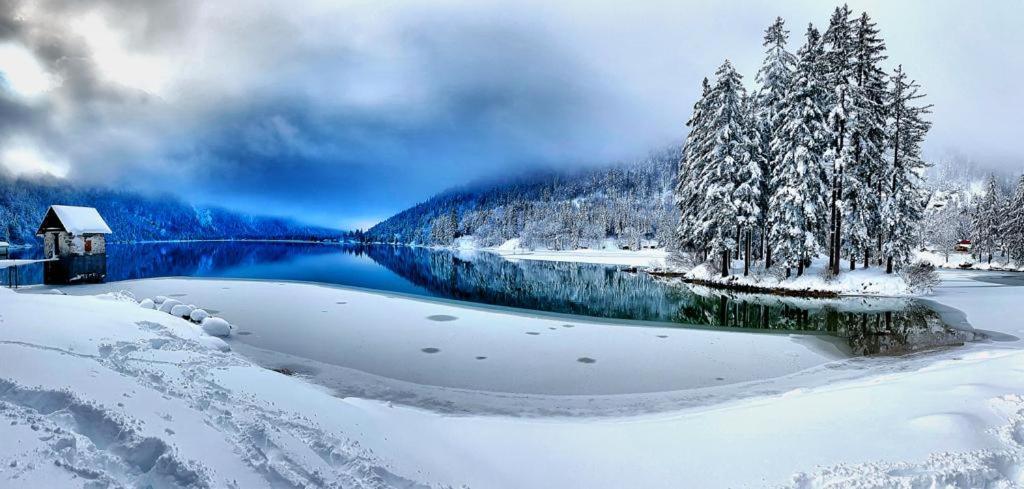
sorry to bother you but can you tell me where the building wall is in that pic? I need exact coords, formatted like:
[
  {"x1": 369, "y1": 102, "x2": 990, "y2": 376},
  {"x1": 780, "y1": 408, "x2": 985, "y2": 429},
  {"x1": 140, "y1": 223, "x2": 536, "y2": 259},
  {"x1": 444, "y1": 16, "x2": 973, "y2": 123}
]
[{"x1": 45, "y1": 232, "x2": 106, "y2": 257}]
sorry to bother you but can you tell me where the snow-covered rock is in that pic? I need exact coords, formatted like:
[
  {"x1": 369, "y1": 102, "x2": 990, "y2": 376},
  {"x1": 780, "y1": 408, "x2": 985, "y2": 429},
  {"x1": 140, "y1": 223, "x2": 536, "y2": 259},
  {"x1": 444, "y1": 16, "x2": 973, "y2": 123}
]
[
  {"x1": 170, "y1": 304, "x2": 195, "y2": 318},
  {"x1": 189, "y1": 308, "x2": 210, "y2": 323},
  {"x1": 201, "y1": 317, "x2": 232, "y2": 337},
  {"x1": 157, "y1": 298, "x2": 182, "y2": 313},
  {"x1": 139, "y1": 298, "x2": 156, "y2": 309},
  {"x1": 153, "y1": 295, "x2": 169, "y2": 304}
]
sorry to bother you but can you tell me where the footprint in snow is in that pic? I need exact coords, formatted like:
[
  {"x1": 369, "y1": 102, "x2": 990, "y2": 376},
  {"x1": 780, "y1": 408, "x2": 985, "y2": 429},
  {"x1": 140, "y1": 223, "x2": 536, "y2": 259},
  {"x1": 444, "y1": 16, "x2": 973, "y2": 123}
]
[
  {"x1": 526, "y1": 332, "x2": 540, "y2": 335},
  {"x1": 421, "y1": 348, "x2": 441, "y2": 354},
  {"x1": 656, "y1": 335, "x2": 668, "y2": 339},
  {"x1": 475, "y1": 356, "x2": 487, "y2": 360},
  {"x1": 562, "y1": 324, "x2": 574, "y2": 328},
  {"x1": 577, "y1": 357, "x2": 596, "y2": 364}
]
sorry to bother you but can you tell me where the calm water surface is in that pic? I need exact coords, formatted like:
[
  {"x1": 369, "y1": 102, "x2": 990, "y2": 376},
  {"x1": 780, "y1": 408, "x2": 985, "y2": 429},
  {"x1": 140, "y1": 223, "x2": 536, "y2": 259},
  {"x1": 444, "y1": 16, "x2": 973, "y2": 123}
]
[{"x1": 6, "y1": 242, "x2": 973, "y2": 355}]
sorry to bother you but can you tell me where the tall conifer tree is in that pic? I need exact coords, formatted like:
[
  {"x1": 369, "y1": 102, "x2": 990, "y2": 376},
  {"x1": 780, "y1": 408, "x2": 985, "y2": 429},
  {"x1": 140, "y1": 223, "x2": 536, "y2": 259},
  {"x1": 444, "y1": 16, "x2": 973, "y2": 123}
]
[
  {"x1": 768, "y1": 24, "x2": 831, "y2": 276},
  {"x1": 881, "y1": 65, "x2": 931, "y2": 272},
  {"x1": 754, "y1": 17, "x2": 797, "y2": 268}
]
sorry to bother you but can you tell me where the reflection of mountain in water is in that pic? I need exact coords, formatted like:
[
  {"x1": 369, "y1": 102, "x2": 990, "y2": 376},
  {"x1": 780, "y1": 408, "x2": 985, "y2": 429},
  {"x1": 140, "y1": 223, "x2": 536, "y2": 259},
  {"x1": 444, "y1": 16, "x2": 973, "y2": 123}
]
[
  {"x1": 7, "y1": 242, "x2": 336, "y2": 285},
  {"x1": 361, "y1": 245, "x2": 974, "y2": 356},
  {"x1": 6, "y1": 242, "x2": 973, "y2": 357}
]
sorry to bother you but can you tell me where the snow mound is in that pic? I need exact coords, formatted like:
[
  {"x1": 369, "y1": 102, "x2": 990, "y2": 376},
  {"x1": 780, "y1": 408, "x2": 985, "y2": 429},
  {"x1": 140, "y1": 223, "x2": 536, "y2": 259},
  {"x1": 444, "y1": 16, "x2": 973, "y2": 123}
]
[
  {"x1": 169, "y1": 304, "x2": 194, "y2": 318},
  {"x1": 153, "y1": 295, "x2": 169, "y2": 305},
  {"x1": 189, "y1": 308, "x2": 210, "y2": 323},
  {"x1": 139, "y1": 298, "x2": 156, "y2": 309},
  {"x1": 157, "y1": 299, "x2": 182, "y2": 313},
  {"x1": 201, "y1": 317, "x2": 232, "y2": 337}
]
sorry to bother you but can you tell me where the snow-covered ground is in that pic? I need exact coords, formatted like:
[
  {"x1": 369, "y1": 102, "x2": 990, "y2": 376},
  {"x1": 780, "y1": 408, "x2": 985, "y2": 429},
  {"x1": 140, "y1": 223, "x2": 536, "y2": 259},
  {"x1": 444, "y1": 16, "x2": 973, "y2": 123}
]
[
  {"x1": 2, "y1": 271, "x2": 1024, "y2": 487},
  {"x1": 684, "y1": 258, "x2": 916, "y2": 296},
  {"x1": 484, "y1": 238, "x2": 669, "y2": 267},
  {"x1": 918, "y1": 249, "x2": 1023, "y2": 272}
]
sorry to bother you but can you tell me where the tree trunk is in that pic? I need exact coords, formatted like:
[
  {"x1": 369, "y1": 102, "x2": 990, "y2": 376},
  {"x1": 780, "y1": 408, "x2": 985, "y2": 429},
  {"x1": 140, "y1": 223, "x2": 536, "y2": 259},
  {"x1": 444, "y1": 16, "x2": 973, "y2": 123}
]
[
  {"x1": 831, "y1": 94, "x2": 846, "y2": 277},
  {"x1": 766, "y1": 243, "x2": 773, "y2": 269},
  {"x1": 886, "y1": 256, "x2": 893, "y2": 274},
  {"x1": 863, "y1": 249, "x2": 869, "y2": 269},
  {"x1": 744, "y1": 230, "x2": 751, "y2": 276},
  {"x1": 876, "y1": 234, "x2": 883, "y2": 266},
  {"x1": 721, "y1": 250, "x2": 729, "y2": 278},
  {"x1": 785, "y1": 267, "x2": 791, "y2": 279},
  {"x1": 797, "y1": 257, "x2": 804, "y2": 277},
  {"x1": 850, "y1": 257, "x2": 855, "y2": 271}
]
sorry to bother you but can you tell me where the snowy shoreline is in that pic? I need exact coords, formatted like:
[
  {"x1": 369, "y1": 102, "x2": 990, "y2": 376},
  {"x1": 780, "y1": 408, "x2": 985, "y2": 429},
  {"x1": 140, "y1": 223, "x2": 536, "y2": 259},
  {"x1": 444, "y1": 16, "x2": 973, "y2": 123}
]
[{"x1": 2, "y1": 272, "x2": 1024, "y2": 487}]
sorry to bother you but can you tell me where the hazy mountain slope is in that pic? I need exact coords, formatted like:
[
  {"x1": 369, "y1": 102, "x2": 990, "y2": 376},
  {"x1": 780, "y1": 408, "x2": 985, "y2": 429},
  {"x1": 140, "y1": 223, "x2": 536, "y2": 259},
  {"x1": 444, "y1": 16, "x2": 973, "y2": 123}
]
[
  {"x1": 368, "y1": 146, "x2": 681, "y2": 250},
  {"x1": 0, "y1": 174, "x2": 339, "y2": 245}
]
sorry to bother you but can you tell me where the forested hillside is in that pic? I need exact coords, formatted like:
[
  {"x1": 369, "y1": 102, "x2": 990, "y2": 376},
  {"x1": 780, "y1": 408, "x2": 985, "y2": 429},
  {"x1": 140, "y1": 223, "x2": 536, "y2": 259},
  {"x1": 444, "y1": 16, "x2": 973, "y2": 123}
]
[
  {"x1": 0, "y1": 174, "x2": 340, "y2": 245},
  {"x1": 367, "y1": 146, "x2": 680, "y2": 250}
]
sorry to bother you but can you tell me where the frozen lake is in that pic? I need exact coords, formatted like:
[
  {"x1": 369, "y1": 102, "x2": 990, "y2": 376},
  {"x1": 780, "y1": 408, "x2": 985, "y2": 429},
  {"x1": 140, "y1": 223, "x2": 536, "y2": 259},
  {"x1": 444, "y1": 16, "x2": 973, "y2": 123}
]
[{"x1": 7, "y1": 242, "x2": 972, "y2": 357}]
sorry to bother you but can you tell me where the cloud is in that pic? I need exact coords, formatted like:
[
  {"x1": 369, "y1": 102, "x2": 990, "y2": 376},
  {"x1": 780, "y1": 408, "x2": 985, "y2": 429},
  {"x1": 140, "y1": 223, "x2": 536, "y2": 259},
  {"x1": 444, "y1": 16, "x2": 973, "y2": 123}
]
[{"x1": 0, "y1": 0, "x2": 1021, "y2": 228}]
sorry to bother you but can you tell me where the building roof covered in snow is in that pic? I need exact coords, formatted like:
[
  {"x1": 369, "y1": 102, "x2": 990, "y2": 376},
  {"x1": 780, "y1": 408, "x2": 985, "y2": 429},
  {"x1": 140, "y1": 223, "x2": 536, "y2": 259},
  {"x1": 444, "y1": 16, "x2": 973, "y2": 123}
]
[
  {"x1": 35, "y1": 205, "x2": 113, "y2": 236},
  {"x1": 0, "y1": 241, "x2": 9, "y2": 247}
]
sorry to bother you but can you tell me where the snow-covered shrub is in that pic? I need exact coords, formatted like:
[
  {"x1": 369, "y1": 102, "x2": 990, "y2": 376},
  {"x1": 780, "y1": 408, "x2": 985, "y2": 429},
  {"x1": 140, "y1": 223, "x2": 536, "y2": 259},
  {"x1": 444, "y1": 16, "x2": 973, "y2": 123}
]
[
  {"x1": 189, "y1": 309, "x2": 210, "y2": 323},
  {"x1": 902, "y1": 261, "x2": 939, "y2": 294},
  {"x1": 139, "y1": 298, "x2": 156, "y2": 309},
  {"x1": 170, "y1": 304, "x2": 194, "y2": 318},
  {"x1": 201, "y1": 317, "x2": 232, "y2": 337},
  {"x1": 666, "y1": 250, "x2": 698, "y2": 272},
  {"x1": 157, "y1": 299, "x2": 182, "y2": 313},
  {"x1": 153, "y1": 296, "x2": 169, "y2": 305}
]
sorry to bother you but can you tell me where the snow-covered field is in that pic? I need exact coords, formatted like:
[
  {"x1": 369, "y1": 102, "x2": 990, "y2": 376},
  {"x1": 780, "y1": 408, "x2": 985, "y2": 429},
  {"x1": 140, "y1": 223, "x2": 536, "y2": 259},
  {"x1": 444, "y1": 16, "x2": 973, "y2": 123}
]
[{"x1": 2, "y1": 270, "x2": 1024, "y2": 487}]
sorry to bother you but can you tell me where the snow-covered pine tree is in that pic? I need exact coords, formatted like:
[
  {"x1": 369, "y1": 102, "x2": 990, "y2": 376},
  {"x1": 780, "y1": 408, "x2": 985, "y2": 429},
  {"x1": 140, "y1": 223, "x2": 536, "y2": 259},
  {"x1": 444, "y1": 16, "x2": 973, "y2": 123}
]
[
  {"x1": 754, "y1": 16, "x2": 797, "y2": 269},
  {"x1": 973, "y1": 175, "x2": 1002, "y2": 265},
  {"x1": 699, "y1": 60, "x2": 750, "y2": 276},
  {"x1": 768, "y1": 24, "x2": 831, "y2": 277},
  {"x1": 847, "y1": 11, "x2": 890, "y2": 269},
  {"x1": 881, "y1": 64, "x2": 931, "y2": 272},
  {"x1": 734, "y1": 93, "x2": 763, "y2": 276},
  {"x1": 676, "y1": 78, "x2": 715, "y2": 256},
  {"x1": 821, "y1": 4, "x2": 855, "y2": 275},
  {"x1": 1003, "y1": 175, "x2": 1024, "y2": 266}
]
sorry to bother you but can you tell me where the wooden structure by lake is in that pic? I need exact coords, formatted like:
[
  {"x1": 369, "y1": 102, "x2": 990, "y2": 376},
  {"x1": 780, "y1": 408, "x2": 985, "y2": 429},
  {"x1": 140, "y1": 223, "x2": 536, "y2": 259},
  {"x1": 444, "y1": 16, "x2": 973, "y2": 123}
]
[{"x1": 35, "y1": 205, "x2": 112, "y2": 285}]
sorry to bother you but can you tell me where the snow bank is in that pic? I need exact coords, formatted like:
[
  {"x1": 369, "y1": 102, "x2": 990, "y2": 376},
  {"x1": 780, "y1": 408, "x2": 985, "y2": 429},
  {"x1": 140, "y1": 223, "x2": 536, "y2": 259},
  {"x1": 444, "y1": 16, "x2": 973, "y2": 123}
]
[
  {"x1": 4, "y1": 274, "x2": 1024, "y2": 488},
  {"x1": 0, "y1": 286, "x2": 413, "y2": 488}
]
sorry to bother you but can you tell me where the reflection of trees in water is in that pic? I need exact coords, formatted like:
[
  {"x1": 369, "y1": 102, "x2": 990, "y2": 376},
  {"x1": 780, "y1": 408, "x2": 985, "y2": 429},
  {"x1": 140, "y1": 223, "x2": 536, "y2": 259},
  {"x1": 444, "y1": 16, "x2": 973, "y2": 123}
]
[
  {"x1": 362, "y1": 245, "x2": 971, "y2": 355},
  {"x1": 361, "y1": 245, "x2": 688, "y2": 321},
  {"x1": 677, "y1": 293, "x2": 973, "y2": 355}
]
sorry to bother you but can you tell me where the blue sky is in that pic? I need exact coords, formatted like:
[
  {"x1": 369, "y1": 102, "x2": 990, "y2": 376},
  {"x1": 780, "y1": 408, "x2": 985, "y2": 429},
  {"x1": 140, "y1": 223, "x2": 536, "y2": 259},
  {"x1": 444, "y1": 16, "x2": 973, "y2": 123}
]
[{"x1": 0, "y1": 0, "x2": 1022, "y2": 229}]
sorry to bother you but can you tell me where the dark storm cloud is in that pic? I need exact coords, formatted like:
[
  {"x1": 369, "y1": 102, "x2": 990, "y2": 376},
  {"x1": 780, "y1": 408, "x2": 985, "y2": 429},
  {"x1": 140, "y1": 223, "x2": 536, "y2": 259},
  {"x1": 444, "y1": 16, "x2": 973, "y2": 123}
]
[{"x1": 0, "y1": 0, "x2": 1022, "y2": 228}]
